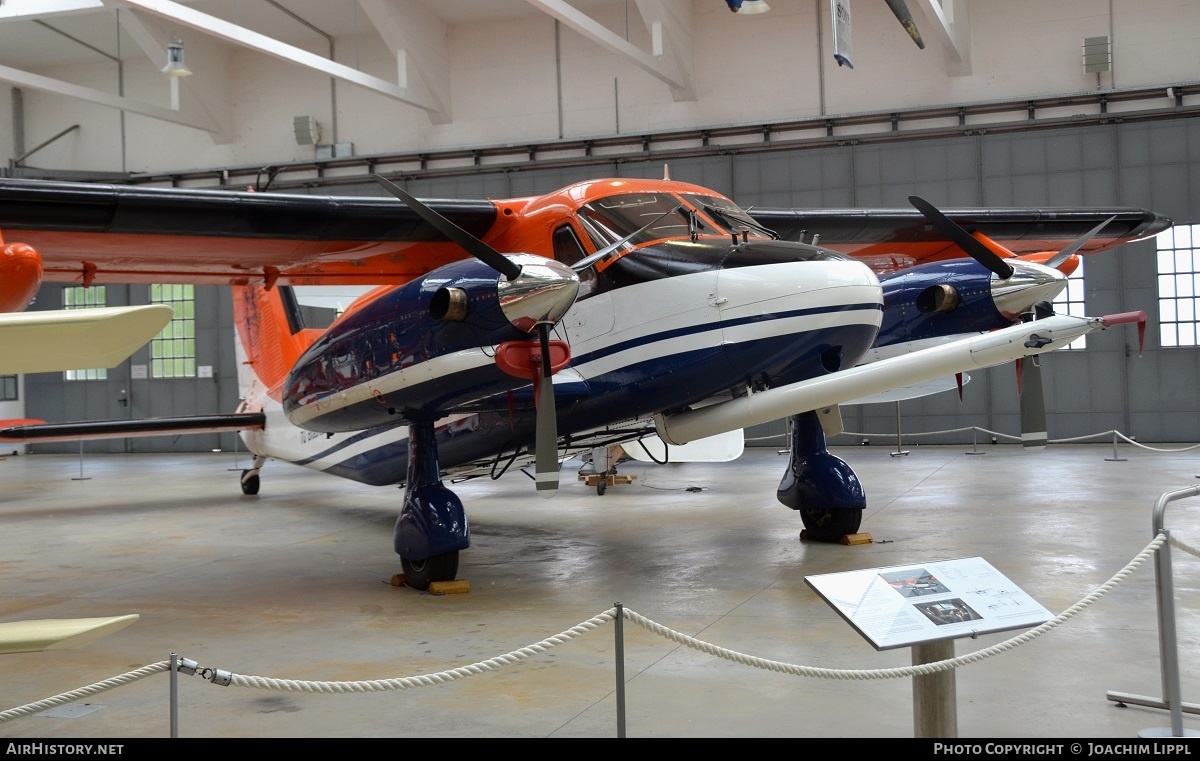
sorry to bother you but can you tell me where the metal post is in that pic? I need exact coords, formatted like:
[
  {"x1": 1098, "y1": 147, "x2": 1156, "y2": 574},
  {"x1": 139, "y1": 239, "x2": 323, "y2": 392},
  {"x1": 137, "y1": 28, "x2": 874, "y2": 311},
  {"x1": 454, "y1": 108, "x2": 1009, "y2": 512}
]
[
  {"x1": 614, "y1": 602, "x2": 626, "y2": 738},
  {"x1": 1106, "y1": 486, "x2": 1200, "y2": 734},
  {"x1": 170, "y1": 652, "x2": 179, "y2": 738},
  {"x1": 71, "y1": 440, "x2": 91, "y2": 481},
  {"x1": 912, "y1": 640, "x2": 956, "y2": 737},
  {"x1": 890, "y1": 401, "x2": 909, "y2": 457},
  {"x1": 966, "y1": 427, "x2": 985, "y2": 455},
  {"x1": 1104, "y1": 429, "x2": 1126, "y2": 462}
]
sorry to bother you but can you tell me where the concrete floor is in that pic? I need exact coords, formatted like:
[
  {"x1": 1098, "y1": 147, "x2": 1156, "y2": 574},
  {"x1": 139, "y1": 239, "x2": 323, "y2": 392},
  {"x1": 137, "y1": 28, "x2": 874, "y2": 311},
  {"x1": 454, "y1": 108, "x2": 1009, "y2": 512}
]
[{"x1": 1, "y1": 442, "x2": 1198, "y2": 739}]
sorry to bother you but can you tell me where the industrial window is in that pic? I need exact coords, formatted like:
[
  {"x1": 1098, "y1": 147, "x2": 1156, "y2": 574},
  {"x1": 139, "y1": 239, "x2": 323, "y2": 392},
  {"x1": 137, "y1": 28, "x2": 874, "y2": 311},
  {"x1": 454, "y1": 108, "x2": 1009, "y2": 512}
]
[
  {"x1": 62, "y1": 286, "x2": 108, "y2": 380},
  {"x1": 1156, "y1": 224, "x2": 1200, "y2": 347},
  {"x1": 1052, "y1": 261, "x2": 1086, "y2": 350},
  {"x1": 0, "y1": 375, "x2": 16, "y2": 401},
  {"x1": 150, "y1": 284, "x2": 196, "y2": 378}
]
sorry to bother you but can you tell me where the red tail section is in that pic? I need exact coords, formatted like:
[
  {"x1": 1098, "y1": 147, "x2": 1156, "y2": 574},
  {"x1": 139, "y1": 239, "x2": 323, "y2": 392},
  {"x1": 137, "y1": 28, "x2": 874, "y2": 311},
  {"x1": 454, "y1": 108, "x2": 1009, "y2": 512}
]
[{"x1": 232, "y1": 285, "x2": 323, "y2": 402}]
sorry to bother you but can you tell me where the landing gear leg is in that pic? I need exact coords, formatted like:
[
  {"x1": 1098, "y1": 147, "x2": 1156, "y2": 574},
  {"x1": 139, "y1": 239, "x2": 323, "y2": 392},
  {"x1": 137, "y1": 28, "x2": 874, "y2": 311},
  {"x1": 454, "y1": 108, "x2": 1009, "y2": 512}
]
[
  {"x1": 394, "y1": 419, "x2": 467, "y2": 590},
  {"x1": 240, "y1": 454, "x2": 267, "y2": 495},
  {"x1": 776, "y1": 411, "x2": 865, "y2": 542}
]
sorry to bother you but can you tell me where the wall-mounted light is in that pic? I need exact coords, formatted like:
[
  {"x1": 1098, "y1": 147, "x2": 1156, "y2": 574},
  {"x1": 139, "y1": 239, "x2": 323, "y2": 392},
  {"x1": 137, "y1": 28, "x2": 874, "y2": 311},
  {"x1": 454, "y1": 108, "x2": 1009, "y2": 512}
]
[
  {"x1": 726, "y1": 0, "x2": 771, "y2": 13},
  {"x1": 162, "y1": 37, "x2": 192, "y2": 77}
]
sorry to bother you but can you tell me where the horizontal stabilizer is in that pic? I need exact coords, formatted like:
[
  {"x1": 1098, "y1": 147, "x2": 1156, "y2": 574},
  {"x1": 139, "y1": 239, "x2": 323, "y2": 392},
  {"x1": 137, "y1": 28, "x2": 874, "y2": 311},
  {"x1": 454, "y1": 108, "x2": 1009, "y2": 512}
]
[
  {"x1": 0, "y1": 305, "x2": 173, "y2": 375},
  {"x1": 0, "y1": 412, "x2": 266, "y2": 443}
]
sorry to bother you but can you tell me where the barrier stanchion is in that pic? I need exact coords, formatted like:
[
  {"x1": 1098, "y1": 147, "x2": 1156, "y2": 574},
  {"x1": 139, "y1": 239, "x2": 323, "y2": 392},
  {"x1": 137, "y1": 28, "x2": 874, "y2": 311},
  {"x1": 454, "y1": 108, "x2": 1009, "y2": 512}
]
[
  {"x1": 1106, "y1": 487, "x2": 1200, "y2": 736},
  {"x1": 966, "y1": 427, "x2": 986, "y2": 455},
  {"x1": 890, "y1": 402, "x2": 909, "y2": 457},
  {"x1": 615, "y1": 602, "x2": 626, "y2": 738},
  {"x1": 1105, "y1": 430, "x2": 1127, "y2": 462}
]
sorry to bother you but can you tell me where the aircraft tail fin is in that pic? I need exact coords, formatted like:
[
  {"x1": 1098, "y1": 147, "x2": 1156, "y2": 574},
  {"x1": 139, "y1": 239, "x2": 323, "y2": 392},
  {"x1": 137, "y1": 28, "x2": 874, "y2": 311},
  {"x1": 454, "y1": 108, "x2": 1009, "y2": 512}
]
[{"x1": 232, "y1": 285, "x2": 323, "y2": 400}]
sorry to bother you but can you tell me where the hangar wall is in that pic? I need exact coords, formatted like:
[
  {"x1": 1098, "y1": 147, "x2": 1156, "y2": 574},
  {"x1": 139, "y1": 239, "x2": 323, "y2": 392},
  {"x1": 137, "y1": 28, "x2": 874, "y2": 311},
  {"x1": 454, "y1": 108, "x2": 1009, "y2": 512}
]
[
  {"x1": 7, "y1": 1, "x2": 1200, "y2": 451},
  {"x1": 3, "y1": 1, "x2": 1199, "y2": 176},
  {"x1": 22, "y1": 115, "x2": 1200, "y2": 452}
]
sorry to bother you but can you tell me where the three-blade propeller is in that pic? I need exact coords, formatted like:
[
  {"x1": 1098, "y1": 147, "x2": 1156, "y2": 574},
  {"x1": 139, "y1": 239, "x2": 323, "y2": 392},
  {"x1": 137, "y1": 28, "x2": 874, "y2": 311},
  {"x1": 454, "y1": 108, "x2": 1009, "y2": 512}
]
[
  {"x1": 909, "y1": 196, "x2": 1016, "y2": 279},
  {"x1": 909, "y1": 198, "x2": 1119, "y2": 454},
  {"x1": 373, "y1": 175, "x2": 570, "y2": 497}
]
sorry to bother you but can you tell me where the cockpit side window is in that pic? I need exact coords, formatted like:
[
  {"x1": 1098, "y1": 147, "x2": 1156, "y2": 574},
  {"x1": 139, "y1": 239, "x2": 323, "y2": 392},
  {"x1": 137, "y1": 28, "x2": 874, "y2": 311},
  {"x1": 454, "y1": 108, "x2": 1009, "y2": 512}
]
[{"x1": 552, "y1": 223, "x2": 587, "y2": 267}]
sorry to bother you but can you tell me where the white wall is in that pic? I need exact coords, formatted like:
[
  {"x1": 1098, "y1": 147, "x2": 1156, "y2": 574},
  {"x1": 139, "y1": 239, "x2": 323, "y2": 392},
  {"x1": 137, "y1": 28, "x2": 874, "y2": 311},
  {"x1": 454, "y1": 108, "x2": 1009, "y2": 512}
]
[{"x1": 5, "y1": 0, "x2": 1200, "y2": 176}]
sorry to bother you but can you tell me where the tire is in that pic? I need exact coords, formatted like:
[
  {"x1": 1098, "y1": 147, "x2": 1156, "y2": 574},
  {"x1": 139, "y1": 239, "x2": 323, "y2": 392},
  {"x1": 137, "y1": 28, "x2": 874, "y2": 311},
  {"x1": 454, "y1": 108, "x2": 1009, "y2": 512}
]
[
  {"x1": 401, "y1": 551, "x2": 459, "y2": 591},
  {"x1": 597, "y1": 478, "x2": 606, "y2": 496},
  {"x1": 800, "y1": 508, "x2": 862, "y2": 543},
  {"x1": 240, "y1": 470, "x2": 260, "y2": 496}
]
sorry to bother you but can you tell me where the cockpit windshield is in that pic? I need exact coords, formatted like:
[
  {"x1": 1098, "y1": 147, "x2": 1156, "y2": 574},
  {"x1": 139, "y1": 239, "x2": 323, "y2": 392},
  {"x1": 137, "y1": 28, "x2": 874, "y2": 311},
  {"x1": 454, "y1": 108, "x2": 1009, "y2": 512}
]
[
  {"x1": 688, "y1": 194, "x2": 778, "y2": 240},
  {"x1": 577, "y1": 193, "x2": 692, "y2": 252}
]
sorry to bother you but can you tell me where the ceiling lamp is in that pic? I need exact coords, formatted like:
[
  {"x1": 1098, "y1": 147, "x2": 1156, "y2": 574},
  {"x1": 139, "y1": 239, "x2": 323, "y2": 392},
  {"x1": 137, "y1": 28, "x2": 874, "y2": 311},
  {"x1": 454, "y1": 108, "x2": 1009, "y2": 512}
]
[
  {"x1": 161, "y1": 37, "x2": 192, "y2": 77},
  {"x1": 725, "y1": 1, "x2": 771, "y2": 13}
]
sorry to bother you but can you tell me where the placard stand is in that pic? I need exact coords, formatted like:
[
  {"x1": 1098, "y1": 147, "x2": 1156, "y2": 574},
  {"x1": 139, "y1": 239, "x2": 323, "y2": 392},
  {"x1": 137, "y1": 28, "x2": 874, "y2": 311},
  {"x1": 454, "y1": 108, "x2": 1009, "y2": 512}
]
[
  {"x1": 912, "y1": 640, "x2": 957, "y2": 737},
  {"x1": 807, "y1": 557, "x2": 1051, "y2": 738}
]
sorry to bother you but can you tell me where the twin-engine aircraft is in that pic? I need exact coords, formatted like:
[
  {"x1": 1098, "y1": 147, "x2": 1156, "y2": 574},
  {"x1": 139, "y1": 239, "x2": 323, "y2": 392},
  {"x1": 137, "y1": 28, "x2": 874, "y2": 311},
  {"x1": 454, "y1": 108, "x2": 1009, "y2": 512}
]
[{"x1": 0, "y1": 176, "x2": 1165, "y2": 589}]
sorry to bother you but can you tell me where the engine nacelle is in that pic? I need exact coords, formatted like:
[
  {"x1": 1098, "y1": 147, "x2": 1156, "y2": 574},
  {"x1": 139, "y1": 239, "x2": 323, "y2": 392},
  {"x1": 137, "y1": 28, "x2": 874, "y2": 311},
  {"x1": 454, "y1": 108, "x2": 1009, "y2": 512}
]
[{"x1": 0, "y1": 241, "x2": 43, "y2": 313}]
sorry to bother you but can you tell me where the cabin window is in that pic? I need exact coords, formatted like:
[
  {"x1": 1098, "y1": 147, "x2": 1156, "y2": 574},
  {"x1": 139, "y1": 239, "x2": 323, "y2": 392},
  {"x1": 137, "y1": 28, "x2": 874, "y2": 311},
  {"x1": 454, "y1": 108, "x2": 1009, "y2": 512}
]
[
  {"x1": 149, "y1": 284, "x2": 197, "y2": 378},
  {"x1": 1156, "y1": 224, "x2": 1200, "y2": 347},
  {"x1": 552, "y1": 224, "x2": 587, "y2": 267},
  {"x1": 62, "y1": 286, "x2": 108, "y2": 381}
]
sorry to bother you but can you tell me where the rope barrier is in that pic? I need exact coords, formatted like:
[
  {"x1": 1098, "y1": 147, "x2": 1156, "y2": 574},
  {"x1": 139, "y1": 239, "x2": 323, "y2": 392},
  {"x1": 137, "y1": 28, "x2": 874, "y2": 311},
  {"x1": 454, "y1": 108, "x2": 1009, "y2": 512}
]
[
  {"x1": 826, "y1": 426, "x2": 1200, "y2": 451},
  {"x1": 1, "y1": 529, "x2": 1191, "y2": 727},
  {"x1": 623, "y1": 533, "x2": 1167, "y2": 680},
  {"x1": 0, "y1": 661, "x2": 170, "y2": 723}
]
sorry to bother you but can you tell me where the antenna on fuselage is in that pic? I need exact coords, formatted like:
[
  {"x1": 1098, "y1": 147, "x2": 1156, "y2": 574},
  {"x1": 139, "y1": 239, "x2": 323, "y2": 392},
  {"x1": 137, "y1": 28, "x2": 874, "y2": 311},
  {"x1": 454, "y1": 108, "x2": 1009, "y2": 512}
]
[{"x1": 663, "y1": 164, "x2": 670, "y2": 181}]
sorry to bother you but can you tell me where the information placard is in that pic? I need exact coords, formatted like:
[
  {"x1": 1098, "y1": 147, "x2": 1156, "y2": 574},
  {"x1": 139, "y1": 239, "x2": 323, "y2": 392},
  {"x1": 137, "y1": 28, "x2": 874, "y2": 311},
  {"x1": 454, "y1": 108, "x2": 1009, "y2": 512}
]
[{"x1": 805, "y1": 557, "x2": 1051, "y2": 650}]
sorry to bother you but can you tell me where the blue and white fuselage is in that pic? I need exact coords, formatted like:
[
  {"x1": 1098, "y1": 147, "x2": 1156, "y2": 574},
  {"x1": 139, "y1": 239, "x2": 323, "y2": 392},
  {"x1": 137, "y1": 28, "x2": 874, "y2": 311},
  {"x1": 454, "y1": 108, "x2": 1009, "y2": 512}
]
[{"x1": 241, "y1": 238, "x2": 884, "y2": 486}]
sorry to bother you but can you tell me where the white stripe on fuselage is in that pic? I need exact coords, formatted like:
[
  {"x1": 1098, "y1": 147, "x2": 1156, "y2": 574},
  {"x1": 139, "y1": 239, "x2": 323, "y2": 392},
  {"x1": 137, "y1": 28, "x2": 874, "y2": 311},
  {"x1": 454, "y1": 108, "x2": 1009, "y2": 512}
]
[{"x1": 286, "y1": 260, "x2": 882, "y2": 432}]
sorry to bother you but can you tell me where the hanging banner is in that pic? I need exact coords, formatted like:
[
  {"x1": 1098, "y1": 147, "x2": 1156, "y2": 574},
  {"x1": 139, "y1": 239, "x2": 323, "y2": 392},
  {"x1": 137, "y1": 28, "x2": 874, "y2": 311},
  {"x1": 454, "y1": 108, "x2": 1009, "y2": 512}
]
[{"x1": 832, "y1": 0, "x2": 853, "y2": 68}]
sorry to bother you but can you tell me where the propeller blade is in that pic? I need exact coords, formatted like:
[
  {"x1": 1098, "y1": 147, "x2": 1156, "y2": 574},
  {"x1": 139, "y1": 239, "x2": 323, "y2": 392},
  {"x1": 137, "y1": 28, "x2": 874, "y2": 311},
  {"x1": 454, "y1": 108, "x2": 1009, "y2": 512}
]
[
  {"x1": 1019, "y1": 356, "x2": 1048, "y2": 453},
  {"x1": 909, "y1": 196, "x2": 1016, "y2": 279},
  {"x1": 1044, "y1": 215, "x2": 1118, "y2": 270},
  {"x1": 374, "y1": 175, "x2": 522, "y2": 281},
  {"x1": 885, "y1": 0, "x2": 926, "y2": 49},
  {"x1": 534, "y1": 322, "x2": 559, "y2": 499}
]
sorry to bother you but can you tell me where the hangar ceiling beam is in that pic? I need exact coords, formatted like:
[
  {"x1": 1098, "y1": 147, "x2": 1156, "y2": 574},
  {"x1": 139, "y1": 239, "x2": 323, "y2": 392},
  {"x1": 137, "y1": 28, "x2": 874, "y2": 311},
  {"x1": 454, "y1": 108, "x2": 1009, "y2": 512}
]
[
  {"x1": 357, "y1": 0, "x2": 451, "y2": 124},
  {"x1": 525, "y1": 0, "x2": 695, "y2": 101},
  {"x1": 0, "y1": 0, "x2": 105, "y2": 23},
  {"x1": 107, "y1": 0, "x2": 447, "y2": 117},
  {"x1": 0, "y1": 62, "x2": 220, "y2": 134},
  {"x1": 912, "y1": 0, "x2": 971, "y2": 73},
  {"x1": 108, "y1": 5, "x2": 233, "y2": 143}
]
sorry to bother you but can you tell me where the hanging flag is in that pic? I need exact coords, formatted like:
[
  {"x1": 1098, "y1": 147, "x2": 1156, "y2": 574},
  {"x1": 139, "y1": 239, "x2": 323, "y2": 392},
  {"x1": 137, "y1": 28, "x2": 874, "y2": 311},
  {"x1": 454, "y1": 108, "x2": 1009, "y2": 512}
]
[{"x1": 832, "y1": 0, "x2": 853, "y2": 68}]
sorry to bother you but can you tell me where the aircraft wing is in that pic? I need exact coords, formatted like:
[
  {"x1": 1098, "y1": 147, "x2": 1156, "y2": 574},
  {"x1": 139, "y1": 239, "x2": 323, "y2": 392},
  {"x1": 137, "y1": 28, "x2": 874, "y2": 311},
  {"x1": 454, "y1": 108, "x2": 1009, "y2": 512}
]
[
  {"x1": 0, "y1": 304, "x2": 173, "y2": 374},
  {"x1": 0, "y1": 412, "x2": 266, "y2": 444},
  {"x1": 749, "y1": 205, "x2": 1170, "y2": 268},
  {"x1": 0, "y1": 178, "x2": 504, "y2": 288}
]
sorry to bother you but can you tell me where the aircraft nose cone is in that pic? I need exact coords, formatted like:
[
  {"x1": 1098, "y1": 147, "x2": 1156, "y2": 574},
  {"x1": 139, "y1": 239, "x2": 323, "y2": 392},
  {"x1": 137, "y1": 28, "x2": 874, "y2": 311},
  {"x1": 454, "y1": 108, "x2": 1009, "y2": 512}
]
[
  {"x1": 990, "y1": 260, "x2": 1067, "y2": 320},
  {"x1": 497, "y1": 255, "x2": 581, "y2": 333}
]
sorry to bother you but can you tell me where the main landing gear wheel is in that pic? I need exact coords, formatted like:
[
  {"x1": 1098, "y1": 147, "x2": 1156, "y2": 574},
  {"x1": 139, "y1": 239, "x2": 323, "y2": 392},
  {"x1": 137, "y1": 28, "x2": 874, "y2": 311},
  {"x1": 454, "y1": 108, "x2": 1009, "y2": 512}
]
[
  {"x1": 800, "y1": 508, "x2": 863, "y2": 543},
  {"x1": 240, "y1": 470, "x2": 260, "y2": 496},
  {"x1": 401, "y1": 551, "x2": 460, "y2": 591}
]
